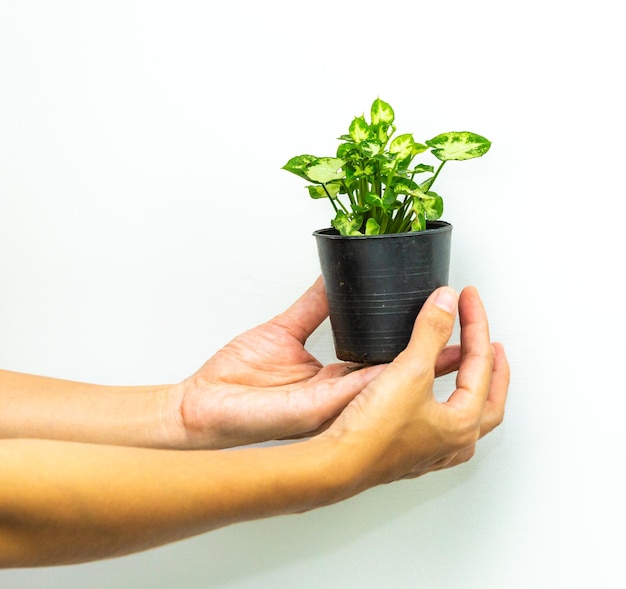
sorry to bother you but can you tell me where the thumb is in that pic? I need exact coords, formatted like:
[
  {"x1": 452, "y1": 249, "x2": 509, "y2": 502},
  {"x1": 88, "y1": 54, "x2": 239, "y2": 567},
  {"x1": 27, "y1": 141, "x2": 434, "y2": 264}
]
[
  {"x1": 270, "y1": 276, "x2": 329, "y2": 344},
  {"x1": 397, "y1": 286, "x2": 459, "y2": 368}
]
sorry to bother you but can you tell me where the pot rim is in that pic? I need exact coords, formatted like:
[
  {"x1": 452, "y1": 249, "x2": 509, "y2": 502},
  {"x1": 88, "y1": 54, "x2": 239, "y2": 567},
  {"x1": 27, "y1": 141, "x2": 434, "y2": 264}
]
[{"x1": 312, "y1": 220, "x2": 452, "y2": 240}]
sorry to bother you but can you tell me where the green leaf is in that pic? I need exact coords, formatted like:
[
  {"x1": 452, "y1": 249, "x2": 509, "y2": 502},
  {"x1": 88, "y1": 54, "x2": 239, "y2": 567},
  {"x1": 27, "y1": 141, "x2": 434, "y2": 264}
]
[
  {"x1": 325, "y1": 181, "x2": 342, "y2": 197},
  {"x1": 392, "y1": 179, "x2": 420, "y2": 195},
  {"x1": 307, "y1": 185, "x2": 327, "y2": 199},
  {"x1": 365, "y1": 218, "x2": 381, "y2": 235},
  {"x1": 360, "y1": 140, "x2": 383, "y2": 157},
  {"x1": 375, "y1": 123, "x2": 394, "y2": 144},
  {"x1": 306, "y1": 182, "x2": 341, "y2": 199},
  {"x1": 332, "y1": 211, "x2": 363, "y2": 236},
  {"x1": 336, "y1": 142, "x2": 359, "y2": 160},
  {"x1": 409, "y1": 163, "x2": 434, "y2": 175},
  {"x1": 395, "y1": 181, "x2": 428, "y2": 199},
  {"x1": 353, "y1": 162, "x2": 375, "y2": 177},
  {"x1": 389, "y1": 133, "x2": 415, "y2": 160},
  {"x1": 305, "y1": 157, "x2": 346, "y2": 183},
  {"x1": 422, "y1": 191, "x2": 444, "y2": 220},
  {"x1": 364, "y1": 192, "x2": 384, "y2": 208},
  {"x1": 371, "y1": 98, "x2": 394, "y2": 127},
  {"x1": 419, "y1": 176, "x2": 435, "y2": 191},
  {"x1": 282, "y1": 154, "x2": 319, "y2": 181},
  {"x1": 412, "y1": 142, "x2": 428, "y2": 156},
  {"x1": 411, "y1": 212, "x2": 426, "y2": 232},
  {"x1": 349, "y1": 116, "x2": 372, "y2": 143},
  {"x1": 426, "y1": 132, "x2": 492, "y2": 161}
]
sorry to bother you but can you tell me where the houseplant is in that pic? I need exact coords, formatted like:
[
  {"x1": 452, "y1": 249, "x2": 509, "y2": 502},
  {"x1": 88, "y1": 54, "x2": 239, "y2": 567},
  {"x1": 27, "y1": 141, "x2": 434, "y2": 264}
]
[{"x1": 283, "y1": 98, "x2": 491, "y2": 363}]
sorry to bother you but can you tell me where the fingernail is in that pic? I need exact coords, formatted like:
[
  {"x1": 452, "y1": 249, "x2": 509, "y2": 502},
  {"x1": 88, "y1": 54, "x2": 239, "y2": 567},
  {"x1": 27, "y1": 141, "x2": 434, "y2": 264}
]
[{"x1": 433, "y1": 287, "x2": 458, "y2": 313}]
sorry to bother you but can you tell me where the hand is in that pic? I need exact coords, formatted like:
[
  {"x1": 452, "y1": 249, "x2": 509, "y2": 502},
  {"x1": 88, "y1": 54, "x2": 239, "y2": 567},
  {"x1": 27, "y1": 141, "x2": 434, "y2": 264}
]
[
  {"x1": 174, "y1": 278, "x2": 462, "y2": 449},
  {"x1": 323, "y1": 285, "x2": 509, "y2": 488}
]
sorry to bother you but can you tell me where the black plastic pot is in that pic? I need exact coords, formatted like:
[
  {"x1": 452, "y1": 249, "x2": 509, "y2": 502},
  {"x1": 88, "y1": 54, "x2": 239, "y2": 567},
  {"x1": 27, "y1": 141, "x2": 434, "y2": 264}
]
[{"x1": 314, "y1": 221, "x2": 452, "y2": 364}]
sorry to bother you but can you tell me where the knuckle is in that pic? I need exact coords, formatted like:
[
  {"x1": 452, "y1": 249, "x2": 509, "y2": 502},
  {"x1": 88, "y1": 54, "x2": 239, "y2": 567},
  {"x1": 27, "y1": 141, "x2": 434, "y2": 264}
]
[
  {"x1": 482, "y1": 404, "x2": 506, "y2": 435},
  {"x1": 492, "y1": 407, "x2": 505, "y2": 428},
  {"x1": 426, "y1": 315, "x2": 455, "y2": 342},
  {"x1": 447, "y1": 412, "x2": 481, "y2": 449},
  {"x1": 458, "y1": 445, "x2": 476, "y2": 464}
]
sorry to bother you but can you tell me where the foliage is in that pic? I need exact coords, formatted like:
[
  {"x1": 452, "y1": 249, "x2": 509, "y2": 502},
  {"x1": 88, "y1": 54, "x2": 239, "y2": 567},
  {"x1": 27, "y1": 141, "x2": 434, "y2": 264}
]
[{"x1": 282, "y1": 98, "x2": 491, "y2": 236}]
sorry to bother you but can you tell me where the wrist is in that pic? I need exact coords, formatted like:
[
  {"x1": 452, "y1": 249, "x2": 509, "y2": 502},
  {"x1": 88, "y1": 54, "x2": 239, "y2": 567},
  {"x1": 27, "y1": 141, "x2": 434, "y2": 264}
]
[
  {"x1": 155, "y1": 380, "x2": 192, "y2": 449},
  {"x1": 305, "y1": 433, "x2": 379, "y2": 504},
  {"x1": 94, "y1": 381, "x2": 186, "y2": 449}
]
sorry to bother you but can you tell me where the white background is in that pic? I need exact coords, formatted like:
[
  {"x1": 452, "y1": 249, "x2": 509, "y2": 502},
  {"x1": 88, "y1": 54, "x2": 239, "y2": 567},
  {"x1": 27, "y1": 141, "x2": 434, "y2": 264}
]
[{"x1": 1, "y1": 1, "x2": 624, "y2": 587}]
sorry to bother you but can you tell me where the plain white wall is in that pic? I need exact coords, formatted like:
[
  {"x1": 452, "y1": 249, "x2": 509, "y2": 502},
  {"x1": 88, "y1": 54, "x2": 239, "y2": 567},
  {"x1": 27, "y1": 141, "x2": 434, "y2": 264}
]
[{"x1": 1, "y1": 1, "x2": 624, "y2": 587}]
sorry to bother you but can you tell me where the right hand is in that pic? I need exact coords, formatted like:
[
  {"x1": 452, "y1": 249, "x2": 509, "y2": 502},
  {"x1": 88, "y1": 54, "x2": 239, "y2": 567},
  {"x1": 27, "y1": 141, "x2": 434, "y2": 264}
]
[{"x1": 323, "y1": 285, "x2": 510, "y2": 488}]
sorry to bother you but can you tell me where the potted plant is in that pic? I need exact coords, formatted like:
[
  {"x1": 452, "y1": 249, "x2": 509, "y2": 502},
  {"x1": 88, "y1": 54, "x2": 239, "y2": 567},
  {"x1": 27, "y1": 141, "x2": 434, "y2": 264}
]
[{"x1": 283, "y1": 98, "x2": 491, "y2": 363}]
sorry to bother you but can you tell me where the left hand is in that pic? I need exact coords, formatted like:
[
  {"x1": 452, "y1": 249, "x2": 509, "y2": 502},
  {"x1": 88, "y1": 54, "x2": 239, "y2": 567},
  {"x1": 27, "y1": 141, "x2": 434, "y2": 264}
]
[{"x1": 172, "y1": 277, "x2": 461, "y2": 449}]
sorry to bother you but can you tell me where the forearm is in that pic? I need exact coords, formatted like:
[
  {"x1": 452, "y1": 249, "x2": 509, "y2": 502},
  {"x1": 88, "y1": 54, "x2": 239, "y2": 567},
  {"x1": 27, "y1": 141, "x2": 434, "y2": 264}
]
[
  {"x1": 0, "y1": 437, "x2": 358, "y2": 567},
  {"x1": 0, "y1": 370, "x2": 184, "y2": 448}
]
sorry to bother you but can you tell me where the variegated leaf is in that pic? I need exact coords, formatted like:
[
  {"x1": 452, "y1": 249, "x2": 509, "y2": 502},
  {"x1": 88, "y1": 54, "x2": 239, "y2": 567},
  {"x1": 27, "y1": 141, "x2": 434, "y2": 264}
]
[
  {"x1": 389, "y1": 133, "x2": 415, "y2": 160},
  {"x1": 365, "y1": 218, "x2": 381, "y2": 235},
  {"x1": 422, "y1": 192, "x2": 444, "y2": 220},
  {"x1": 282, "y1": 154, "x2": 319, "y2": 181},
  {"x1": 306, "y1": 182, "x2": 341, "y2": 199},
  {"x1": 332, "y1": 211, "x2": 363, "y2": 236},
  {"x1": 349, "y1": 116, "x2": 372, "y2": 143},
  {"x1": 370, "y1": 98, "x2": 394, "y2": 127},
  {"x1": 305, "y1": 157, "x2": 345, "y2": 183},
  {"x1": 426, "y1": 132, "x2": 491, "y2": 161}
]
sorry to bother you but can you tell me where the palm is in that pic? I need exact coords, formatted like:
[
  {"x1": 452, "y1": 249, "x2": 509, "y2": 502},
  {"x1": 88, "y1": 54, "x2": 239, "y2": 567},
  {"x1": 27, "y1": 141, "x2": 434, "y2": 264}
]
[
  {"x1": 207, "y1": 319, "x2": 326, "y2": 388},
  {"x1": 180, "y1": 279, "x2": 385, "y2": 449}
]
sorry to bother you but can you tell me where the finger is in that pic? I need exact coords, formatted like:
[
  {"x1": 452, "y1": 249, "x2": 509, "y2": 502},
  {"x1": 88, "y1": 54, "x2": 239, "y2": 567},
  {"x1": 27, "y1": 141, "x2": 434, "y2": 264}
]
[
  {"x1": 396, "y1": 286, "x2": 459, "y2": 371},
  {"x1": 447, "y1": 286, "x2": 494, "y2": 415},
  {"x1": 279, "y1": 362, "x2": 387, "y2": 439},
  {"x1": 435, "y1": 345, "x2": 461, "y2": 377},
  {"x1": 478, "y1": 342, "x2": 510, "y2": 438},
  {"x1": 270, "y1": 276, "x2": 329, "y2": 344}
]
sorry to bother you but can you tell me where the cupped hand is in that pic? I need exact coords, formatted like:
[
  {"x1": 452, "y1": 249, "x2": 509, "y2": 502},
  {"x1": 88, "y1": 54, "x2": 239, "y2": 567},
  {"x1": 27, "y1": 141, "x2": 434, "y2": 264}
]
[
  {"x1": 175, "y1": 278, "x2": 461, "y2": 449},
  {"x1": 323, "y1": 285, "x2": 510, "y2": 488}
]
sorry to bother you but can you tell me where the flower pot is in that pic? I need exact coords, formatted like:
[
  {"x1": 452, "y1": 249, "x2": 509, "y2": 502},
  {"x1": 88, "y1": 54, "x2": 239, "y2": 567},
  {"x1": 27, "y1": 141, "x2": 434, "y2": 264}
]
[{"x1": 313, "y1": 221, "x2": 452, "y2": 364}]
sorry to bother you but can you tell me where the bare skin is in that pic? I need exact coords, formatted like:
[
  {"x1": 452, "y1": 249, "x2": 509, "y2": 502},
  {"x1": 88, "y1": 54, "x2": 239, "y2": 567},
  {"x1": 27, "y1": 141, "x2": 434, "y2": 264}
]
[
  {"x1": 0, "y1": 278, "x2": 462, "y2": 450},
  {"x1": 0, "y1": 280, "x2": 509, "y2": 568}
]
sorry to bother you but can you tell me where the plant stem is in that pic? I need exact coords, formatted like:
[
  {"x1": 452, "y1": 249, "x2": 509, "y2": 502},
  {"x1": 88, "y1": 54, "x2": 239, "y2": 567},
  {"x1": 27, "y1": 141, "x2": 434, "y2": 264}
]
[
  {"x1": 381, "y1": 160, "x2": 398, "y2": 207},
  {"x1": 390, "y1": 196, "x2": 412, "y2": 233},
  {"x1": 428, "y1": 161, "x2": 446, "y2": 190},
  {"x1": 322, "y1": 185, "x2": 350, "y2": 215},
  {"x1": 380, "y1": 213, "x2": 390, "y2": 233},
  {"x1": 359, "y1": 177, "x2": 368, "y2": 207},
  {"x1": 328, "y1": 196, "x2": 339, "y2": 214},
  {"x1": 342, "y1": 181, "x2": 357, "y2": 208}
]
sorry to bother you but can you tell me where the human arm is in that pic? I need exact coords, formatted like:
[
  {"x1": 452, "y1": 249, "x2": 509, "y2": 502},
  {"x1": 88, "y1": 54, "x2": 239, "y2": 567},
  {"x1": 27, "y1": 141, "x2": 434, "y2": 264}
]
[
  {"x1": 0, "y1": 370, "x2": 179, "y2": 448},
  {"x1": 0, "y1": 278, "x2": 382, "y2": 448},
  {"x1": 0, "y1": 436, "x2": 347, "y2": 567},
  {"x1": 0, "y1": 278, "x2": 459, "y2": 450},
  {"x1": 0, "y1": 285, "x2": 508, "y2": 568}
]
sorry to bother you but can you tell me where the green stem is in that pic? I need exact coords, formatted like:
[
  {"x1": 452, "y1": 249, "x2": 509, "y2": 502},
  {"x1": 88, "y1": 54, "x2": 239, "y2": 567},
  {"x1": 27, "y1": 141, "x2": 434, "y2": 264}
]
[
  {"x1": 381, "y1": 162, "x2": 398, "y2": 205},
  {"x1": 358, "y1": 177, "x2": 368, "y2": 207},
  {"x1": 322, "y1": 185, "x2": 349, "y2": 214},
  {"x1": 390, "y1": 196, "x2": 412, "y2": 232},
  {"x1": 380, "y1": 213, "x2": 390, "y2": 234},
  {"x1": 373, "y1": 161, "x2": 382, "y2": 197},
  {"x1": 428, "y1": 161, "x2": 446, "y2": 191},
  {"x1": 342, "y1": 181, "x2": 357, "y2": 208}
]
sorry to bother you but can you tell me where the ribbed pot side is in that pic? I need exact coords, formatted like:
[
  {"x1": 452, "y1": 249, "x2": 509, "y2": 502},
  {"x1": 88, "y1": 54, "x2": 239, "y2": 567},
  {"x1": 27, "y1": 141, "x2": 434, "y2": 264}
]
[{"x1": 313, "y1": 221, "x2": 452, "y2": 364}]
